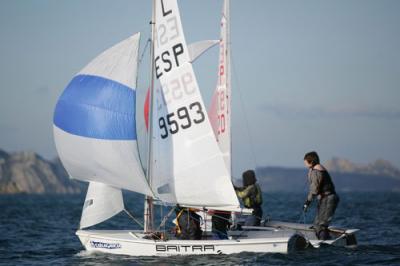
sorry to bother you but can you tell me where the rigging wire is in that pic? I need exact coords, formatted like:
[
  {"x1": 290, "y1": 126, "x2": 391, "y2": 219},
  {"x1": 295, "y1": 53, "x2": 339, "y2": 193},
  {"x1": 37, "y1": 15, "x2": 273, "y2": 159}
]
[
  {"x1": 157, "y1": 207, "x2": 176, "y2": 231},
  {"x1": 299, "y1": 172, "x2": 310, "y2": 224},
  {"x1": 135, "y1": 27, "x2": 152, "y2": 173},
  {"x1": 138, "y1": 38, "x2": 151, "y2": 66},
  {"x1": 124, "y1": 208, "x2": 163, "y2": 240},
  {"x1": 297, "y1": 210, "x2": 307, "y2": 224},
  {"x1": 230, "y1": 51, "x2": 259, "y2": 170},
  {"x1": 298, "y1": 174, "x2": 310, "y2": 225},
  {"x1": 231, "y1": 48, "x2": 315, "y2": 220},
  {"x1": 231, "y1": 48, "x2": 289, "y2": 217},
  {"x1": 124, "y1": 209, "x2": 144, "y2": 229},
  {"x1": 160, "y1": 204, "x2": 163, "y2": 234},
  {"x1": 231, "y1": 48, "x2": 273, "y2": 224}
]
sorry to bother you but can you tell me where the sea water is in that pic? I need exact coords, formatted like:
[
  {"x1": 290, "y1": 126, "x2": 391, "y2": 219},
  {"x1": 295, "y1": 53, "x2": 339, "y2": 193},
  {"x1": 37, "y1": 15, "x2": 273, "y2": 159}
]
[{"x1": 1, "y1": 192, "x2": 399, "y2": 265}]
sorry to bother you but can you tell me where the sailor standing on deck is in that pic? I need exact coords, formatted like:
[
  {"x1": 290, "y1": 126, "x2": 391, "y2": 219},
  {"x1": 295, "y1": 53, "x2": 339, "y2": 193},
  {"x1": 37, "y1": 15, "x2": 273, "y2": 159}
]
[
  {"x1": 303, "y1": 151, "x2": 340, "y2": 240},
  {"x1": 234, "y1": 170, "x2": 263, "y2": 226}
]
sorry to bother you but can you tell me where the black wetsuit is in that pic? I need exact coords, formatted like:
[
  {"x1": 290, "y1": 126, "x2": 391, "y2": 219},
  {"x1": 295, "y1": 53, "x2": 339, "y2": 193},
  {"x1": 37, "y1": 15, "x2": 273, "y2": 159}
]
[
  {"x1": 176, "y1": 209, "x2": 202, "y2": 240},
  {"x1": 306, "y1": 169, "x2": 339, "y2": 239},
  {"x1": 211, "y1": 212, "x2": 231, "y2": 239}
]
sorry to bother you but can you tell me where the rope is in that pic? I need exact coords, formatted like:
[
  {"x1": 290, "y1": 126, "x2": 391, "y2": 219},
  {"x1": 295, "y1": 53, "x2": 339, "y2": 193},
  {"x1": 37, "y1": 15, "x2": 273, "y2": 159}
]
[
  {"x1": 124, "y1": 209, "x2": 162, "y2": 240},
  {"x1": 299, "y1": 175, "x2": 310, "y2": 225},
  {"x1": 302, "y1": 175, "x2": 309, "y2": 193},
  {"x1": 160, "y1": 203, "x2": 164, "y2": 234},
  {"x1": 124, "y1": 209, "x2": 143, "y2": 239},
  {"x1": 297, "y1": 210, "x2": 307, "y2": 225},
  {"x1": 157, "y1": 207, "x2": 175, "y2": 231},
  {"x1": 203, "y1": 209, "x2": 207, "y2": 238},
  {"x1": 124, "y1": 209, "x2": 144, "y2": 229}
]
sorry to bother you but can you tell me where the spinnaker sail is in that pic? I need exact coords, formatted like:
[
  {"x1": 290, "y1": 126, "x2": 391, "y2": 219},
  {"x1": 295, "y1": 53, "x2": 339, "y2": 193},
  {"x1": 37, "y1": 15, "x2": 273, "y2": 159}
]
[{"x1": 53, "y1": 33, "x2": 153, "y2": 196}]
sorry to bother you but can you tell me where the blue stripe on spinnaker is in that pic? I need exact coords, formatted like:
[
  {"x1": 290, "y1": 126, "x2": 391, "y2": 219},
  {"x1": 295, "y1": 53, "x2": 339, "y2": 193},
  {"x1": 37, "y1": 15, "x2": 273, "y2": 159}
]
[{"x1": 54, "y1": 74, "x2": 137, "y2": 140}]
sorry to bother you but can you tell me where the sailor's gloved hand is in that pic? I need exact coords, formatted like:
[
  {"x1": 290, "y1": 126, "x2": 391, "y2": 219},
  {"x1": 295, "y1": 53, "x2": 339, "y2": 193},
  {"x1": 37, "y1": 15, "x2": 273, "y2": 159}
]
[{"x1": 303, "y1": 200, "x2": 311, "y2": 212}]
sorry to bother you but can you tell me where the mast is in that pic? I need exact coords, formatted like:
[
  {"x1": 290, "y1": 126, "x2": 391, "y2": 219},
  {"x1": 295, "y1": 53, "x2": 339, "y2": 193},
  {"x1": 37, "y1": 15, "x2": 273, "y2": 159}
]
[
  {"x1": 226, "y1": 0, "x2": 232, "y2": 176},
  {"x1": 224, "y1": 0, "x2": 237, "y2": 224},
  {"x1": 144, "y1": 0, "x2": 156, "y2": 233}
]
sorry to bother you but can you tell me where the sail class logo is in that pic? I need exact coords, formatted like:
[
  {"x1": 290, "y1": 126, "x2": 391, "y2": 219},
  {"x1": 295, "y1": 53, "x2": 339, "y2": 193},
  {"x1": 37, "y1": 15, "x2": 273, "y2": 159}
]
[{"x1": 90, "y1": 241, "x2": 122, "y2": 249}]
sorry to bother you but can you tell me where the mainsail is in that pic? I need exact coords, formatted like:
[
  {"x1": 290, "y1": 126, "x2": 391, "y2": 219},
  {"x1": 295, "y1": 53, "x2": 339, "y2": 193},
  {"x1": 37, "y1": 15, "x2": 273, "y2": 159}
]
[
  {"x1": 53, "y1": 33, "x2": 152, "y2": 196},
  {"x1": 144, "y1": 40, "x2": 219, "y2": 130},
  {"x1": 209, "y1": 0, "x2": 231, "y2": 174},
  {"x1": 150, "y1": 0, "x2": 239, "y2": 208}
]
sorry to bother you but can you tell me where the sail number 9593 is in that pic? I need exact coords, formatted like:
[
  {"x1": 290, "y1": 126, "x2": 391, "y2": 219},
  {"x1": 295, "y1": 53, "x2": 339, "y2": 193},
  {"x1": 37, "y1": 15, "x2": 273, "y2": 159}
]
[{"x1": 159, "y1": 102, "x2": 205, "y2": 139}]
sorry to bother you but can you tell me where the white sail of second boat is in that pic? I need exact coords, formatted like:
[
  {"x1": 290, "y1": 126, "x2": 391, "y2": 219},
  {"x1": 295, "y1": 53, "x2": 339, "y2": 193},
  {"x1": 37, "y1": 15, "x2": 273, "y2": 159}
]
[{"x1": 209, "y1": 0, "x2": 231, "y2": 174}]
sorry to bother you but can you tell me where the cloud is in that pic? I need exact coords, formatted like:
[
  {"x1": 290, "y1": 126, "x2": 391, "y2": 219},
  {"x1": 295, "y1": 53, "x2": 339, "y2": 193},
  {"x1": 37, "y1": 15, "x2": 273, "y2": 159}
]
[{"x1": 261, "y1": 103, "x2": 400, "y2": 120}]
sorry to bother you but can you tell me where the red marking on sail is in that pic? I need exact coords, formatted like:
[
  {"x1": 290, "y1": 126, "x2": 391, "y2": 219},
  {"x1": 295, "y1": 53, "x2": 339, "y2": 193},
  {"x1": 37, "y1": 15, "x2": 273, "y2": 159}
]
[{"x1": 208, "y1": 90, "x2": 219, "y2": 141}]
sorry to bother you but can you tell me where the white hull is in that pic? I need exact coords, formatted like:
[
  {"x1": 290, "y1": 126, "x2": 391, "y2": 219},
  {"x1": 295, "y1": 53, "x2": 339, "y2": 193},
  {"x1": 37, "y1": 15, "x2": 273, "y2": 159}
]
[
  {"x1": 76, "y1": 228, "x2": 307, "y2": 256},
  {"x1": 263, "y1": 220, "x2": 359, "y2": 248}
]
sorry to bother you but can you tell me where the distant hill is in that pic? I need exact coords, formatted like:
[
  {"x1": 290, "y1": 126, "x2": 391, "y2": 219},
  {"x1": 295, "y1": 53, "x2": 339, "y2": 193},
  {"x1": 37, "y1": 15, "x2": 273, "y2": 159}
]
[
  {"x1": 1, "y1": 148, "x2": 400, "y2": 194},
  {"x1": 256, "y1": 158, "x2": 400, "y2": 192},
  {"x1": 0, "y1": 149, "x2": 84, "y2": 194},
  {"x1": 324, "y1": 157, "x2": 400, "y2": 179}
]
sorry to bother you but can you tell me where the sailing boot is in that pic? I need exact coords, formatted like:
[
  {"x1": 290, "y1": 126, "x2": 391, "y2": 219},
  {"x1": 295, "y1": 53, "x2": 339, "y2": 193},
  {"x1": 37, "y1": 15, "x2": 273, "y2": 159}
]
[{"x1": 317, "y1": 229, "x2": 331, "y2": 240}]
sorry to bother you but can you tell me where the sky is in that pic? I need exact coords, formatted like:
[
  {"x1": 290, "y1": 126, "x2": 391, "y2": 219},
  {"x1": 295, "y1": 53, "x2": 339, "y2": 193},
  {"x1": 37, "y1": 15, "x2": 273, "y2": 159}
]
[{"x1": 0, "y1": 0, "x2": 399, "y2": 176}]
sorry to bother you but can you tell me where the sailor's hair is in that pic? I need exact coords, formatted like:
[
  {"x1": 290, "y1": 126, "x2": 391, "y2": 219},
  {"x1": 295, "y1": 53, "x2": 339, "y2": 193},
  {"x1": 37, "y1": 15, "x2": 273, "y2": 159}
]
[
  {"x1": 304, "y1": 151, "x2": 320, "y2": 167},
  {"x1": 242, "y1": 169, "x2": 256, "y2": 186}
]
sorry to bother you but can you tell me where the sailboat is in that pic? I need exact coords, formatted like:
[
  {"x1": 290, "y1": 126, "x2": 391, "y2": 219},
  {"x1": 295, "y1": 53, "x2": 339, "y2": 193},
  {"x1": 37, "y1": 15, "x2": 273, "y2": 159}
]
[{"x1": 53, "y1": 0, "x2": 355, "y2": 256}]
